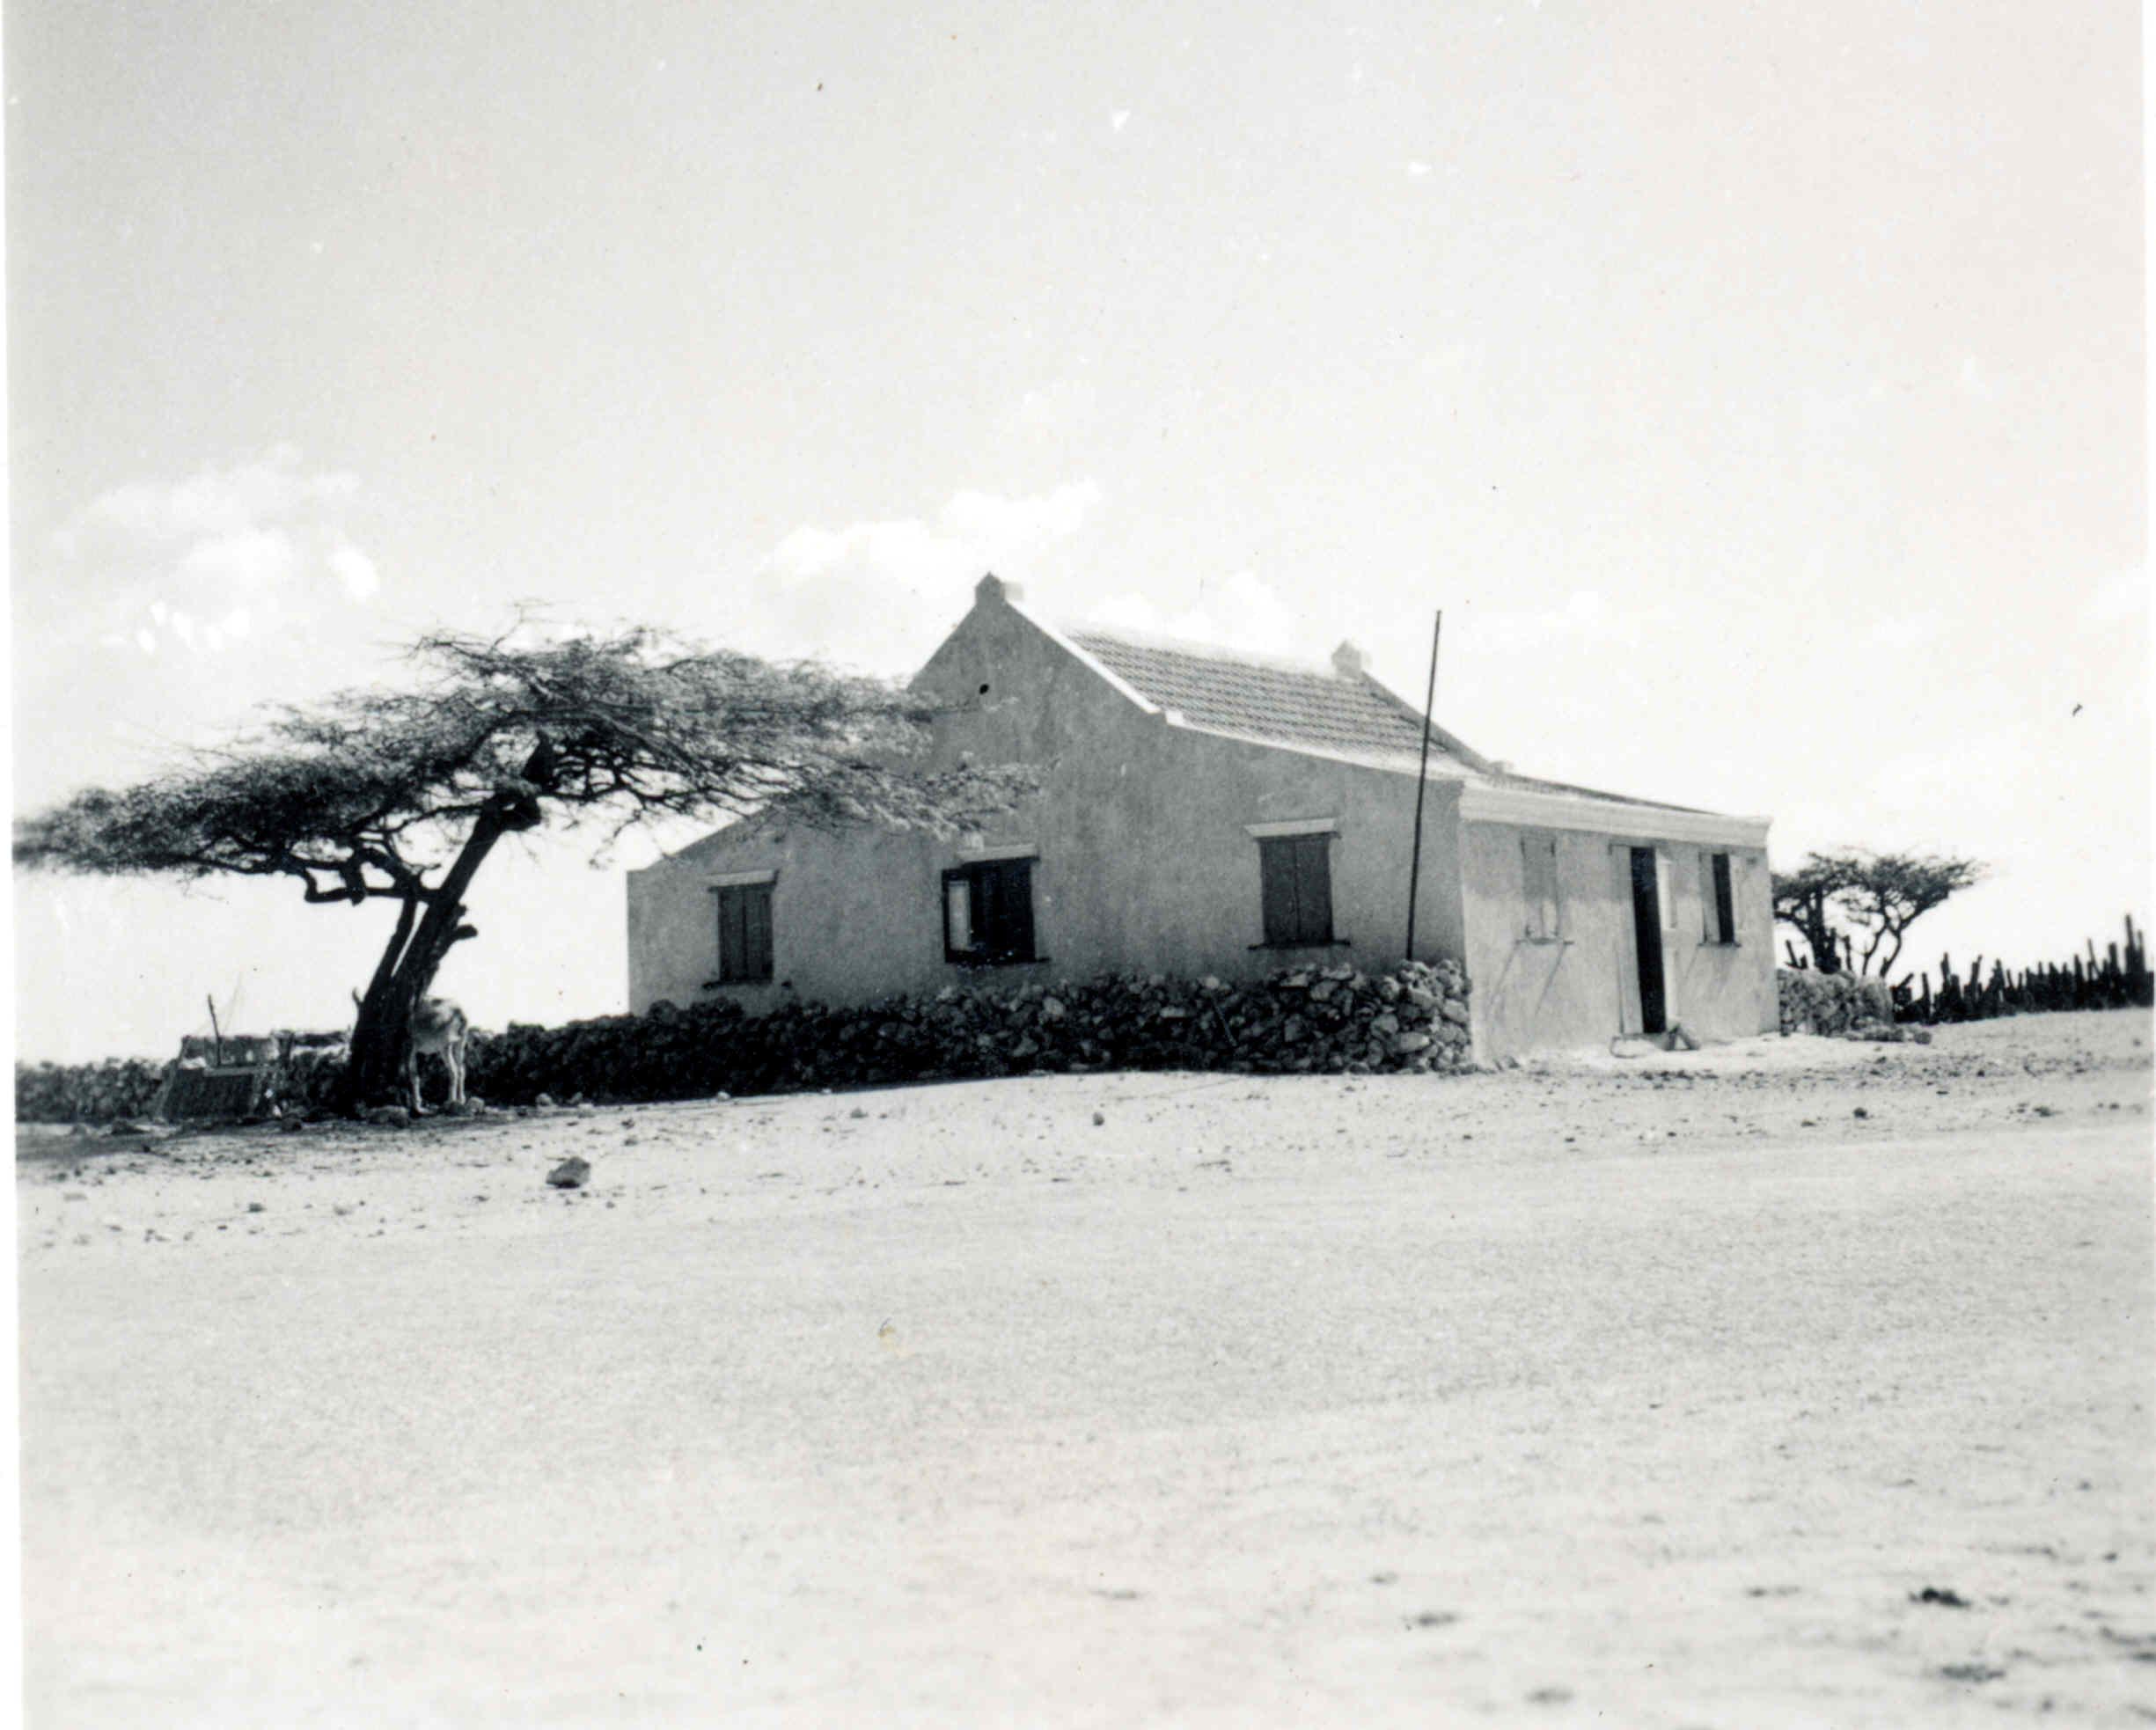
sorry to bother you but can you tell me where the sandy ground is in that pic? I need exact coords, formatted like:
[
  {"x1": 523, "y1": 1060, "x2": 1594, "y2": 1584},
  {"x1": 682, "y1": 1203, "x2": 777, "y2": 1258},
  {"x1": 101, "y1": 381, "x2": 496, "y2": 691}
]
[{"x1": 18, "y1": 1011, "x2": 2155, "y2": 1728}]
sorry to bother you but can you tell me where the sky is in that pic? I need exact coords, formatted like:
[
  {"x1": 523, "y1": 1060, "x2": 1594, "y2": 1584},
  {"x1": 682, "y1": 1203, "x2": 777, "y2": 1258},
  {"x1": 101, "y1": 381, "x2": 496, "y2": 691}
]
[{"x1": 8, "y1": 0, "x2": 2146, "y2": 1061}]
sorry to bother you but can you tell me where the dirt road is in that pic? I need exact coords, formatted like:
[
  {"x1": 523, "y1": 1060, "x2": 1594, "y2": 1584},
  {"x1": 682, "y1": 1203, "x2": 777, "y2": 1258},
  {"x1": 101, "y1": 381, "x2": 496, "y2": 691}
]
[{"x1": 19, "y1": 1011, "x2": 2154, "y2": 1726}]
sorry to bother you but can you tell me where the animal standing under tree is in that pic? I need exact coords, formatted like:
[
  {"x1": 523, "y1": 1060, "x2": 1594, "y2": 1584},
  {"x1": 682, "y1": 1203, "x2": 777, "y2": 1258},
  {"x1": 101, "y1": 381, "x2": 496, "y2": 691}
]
[{"x1": 356, "y1": 989, "x2": 467, "y2": 1113}]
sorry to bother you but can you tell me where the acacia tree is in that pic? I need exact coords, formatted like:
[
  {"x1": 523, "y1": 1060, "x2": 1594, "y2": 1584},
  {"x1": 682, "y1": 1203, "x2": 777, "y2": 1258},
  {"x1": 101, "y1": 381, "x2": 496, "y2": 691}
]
[
  {"x1": 1773, "y1": 847, "x2": 1984, "y2": 979},
  {"x1": 14, "y1": 623, "x2": 1031, "y2": 1110},
  {"x1": 1771, "y1": 855, "x2": 1855, "y2": 972},
  {"x1": 1828, "y1": 849, "x2": 1986, "y2": 981}
]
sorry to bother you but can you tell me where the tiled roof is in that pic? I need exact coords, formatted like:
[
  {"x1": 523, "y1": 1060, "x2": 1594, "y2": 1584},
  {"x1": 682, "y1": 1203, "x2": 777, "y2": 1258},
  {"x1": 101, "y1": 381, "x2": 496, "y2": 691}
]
[
  {"x1": 1064, "y1": 628, "x2": 1456, "y2": 770},
  {"x1": 1062, "y1": 623, "x2": 1705, "y2": 813}
]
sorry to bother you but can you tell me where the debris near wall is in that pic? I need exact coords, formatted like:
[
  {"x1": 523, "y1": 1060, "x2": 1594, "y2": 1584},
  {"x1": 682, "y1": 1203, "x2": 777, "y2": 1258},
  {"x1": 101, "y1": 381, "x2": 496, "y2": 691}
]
[
  {"x1": 15, "y1": 1030, "x2": 353, "y2": 1125},
  {"x1": 464, "y1": 959, "x2": 1478, "y2": 1107}
]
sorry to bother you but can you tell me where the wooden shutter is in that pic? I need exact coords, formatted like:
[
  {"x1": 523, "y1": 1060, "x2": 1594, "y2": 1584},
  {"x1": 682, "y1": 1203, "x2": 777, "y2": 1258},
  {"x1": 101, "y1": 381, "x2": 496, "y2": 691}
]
[
  {"x1": 717, "y1": 883, "x2": 774, "y2": 981},
  {"x1": 1259, "y1": 839, "x2": 1297, "y2": 945},
  {"x1": 1293, "y1": 835, "x2": 1332, "y2": 943},
  {"x1": 1260, "y1": 835, "x2": 1331, "y2": 944},
  {"x1": 1002, "y1": 860, "x2": 1037, "y2": 961},
  {"x1": 977, "y1": 861, "x2": 1014, "y2": 959},
  {"x1": 716, "y1": 887, "x2": 744, "y2": 980},
  {"x1": 1523, "y1": 833, "x2": 1558, "y2": 938},
  {"x1": 742, "y1": 883, "x2": 774, "y2": 979},
  {"x1": 1656, "y1": 848, "x2": 1680, "y2": 933}
]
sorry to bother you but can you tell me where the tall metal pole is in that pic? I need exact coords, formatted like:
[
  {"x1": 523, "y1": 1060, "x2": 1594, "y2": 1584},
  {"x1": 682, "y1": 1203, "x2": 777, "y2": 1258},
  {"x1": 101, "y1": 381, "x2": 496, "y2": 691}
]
[{"x1": 1404, "y1": 610, "x2": 1442, "y2": 964}]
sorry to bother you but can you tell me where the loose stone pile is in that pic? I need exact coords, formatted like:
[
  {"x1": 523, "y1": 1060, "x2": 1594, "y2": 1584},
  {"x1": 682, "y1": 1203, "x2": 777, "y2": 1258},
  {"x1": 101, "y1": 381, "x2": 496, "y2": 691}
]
[
  {"x1": 1777, "y1": 967, "x2": 1923, "y2": 1040},
  {"x1": 13, "y1": 1058, "x2": 167, "y2": 1124}
]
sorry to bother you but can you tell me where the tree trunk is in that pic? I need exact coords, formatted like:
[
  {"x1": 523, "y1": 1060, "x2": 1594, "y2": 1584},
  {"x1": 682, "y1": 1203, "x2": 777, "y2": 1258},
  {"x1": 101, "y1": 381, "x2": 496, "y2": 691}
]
[
  {"x1": 334, "y1": 741, "x2": 554, "y2": 1112},
  {"x1": 341, "y1": 892, "x2": 422, "y2": 1110},
  {"x1": 1794, "y1": 890, "x2": 1839, "y2": 973}
]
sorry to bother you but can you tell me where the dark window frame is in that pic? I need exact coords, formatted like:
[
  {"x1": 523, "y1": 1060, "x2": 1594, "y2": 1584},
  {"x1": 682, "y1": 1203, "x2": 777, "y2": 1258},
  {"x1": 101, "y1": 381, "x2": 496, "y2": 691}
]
[
  {"x1": 712, "y1": 880, "x2": 774, "y2": 984},
  {"x1": 1703, "y1": 849, "x2": 1739, "y2": 945},
  {"x1": 1254, "y1": 832, "x2": 1341, "y2": 949},
  {"x1": 942, "y1": 856, "x2": 1040, "y2": 965}
]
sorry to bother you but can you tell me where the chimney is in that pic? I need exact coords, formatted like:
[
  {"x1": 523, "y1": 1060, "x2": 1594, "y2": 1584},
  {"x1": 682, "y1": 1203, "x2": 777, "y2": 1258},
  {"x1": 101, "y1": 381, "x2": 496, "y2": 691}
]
[
  {"x1": 976, "y1": 572, "x2": 1024, "y2": 606},
  {"x1": 1331, "y1": 640, "x2": 1369, "y2": 679}
]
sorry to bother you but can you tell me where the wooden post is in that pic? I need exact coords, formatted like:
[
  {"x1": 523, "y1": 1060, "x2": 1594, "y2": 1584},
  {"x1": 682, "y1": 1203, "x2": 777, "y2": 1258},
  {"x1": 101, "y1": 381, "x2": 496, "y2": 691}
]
[
  {"x1": 1404, "y1": 610, "x2": 1441, "y2": 964},
  {"x1": 207, "y1": 994, "x2": 224, "y2": 1067}
]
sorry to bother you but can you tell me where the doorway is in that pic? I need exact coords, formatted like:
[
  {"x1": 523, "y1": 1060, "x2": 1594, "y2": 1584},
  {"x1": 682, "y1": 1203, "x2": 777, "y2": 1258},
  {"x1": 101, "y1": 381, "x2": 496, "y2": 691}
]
[{"x1": 1628, "y1": 846, "x2": 1668, "y2": 1035}]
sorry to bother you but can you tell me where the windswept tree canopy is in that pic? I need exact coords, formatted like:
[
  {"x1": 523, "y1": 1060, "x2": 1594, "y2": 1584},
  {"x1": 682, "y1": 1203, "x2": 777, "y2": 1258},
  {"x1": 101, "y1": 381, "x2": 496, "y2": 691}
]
[
  {"x1": 1772, "y1": 847, "x2": 1985, "y2": 979},
  {"x1": 1825, "y1": 848, "x2": 1987, "y2": 982},
  {"x1": 14, "y1": 622, "x2": 1031, "y2": 896},
  {"x1": 15, "y1": 621, "x2": 1034, "y2": 1109}
]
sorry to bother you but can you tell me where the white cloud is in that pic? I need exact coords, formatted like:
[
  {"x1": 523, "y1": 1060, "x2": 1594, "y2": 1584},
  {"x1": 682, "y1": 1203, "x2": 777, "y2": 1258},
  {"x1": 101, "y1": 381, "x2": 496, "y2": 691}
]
[
  {"x1": 1083, "y1": 569, "x2": 1305, "y2": 658},
  {"x1": 750, "y1": 480, "x2": 1107, "y2": 673},
  {"x1": 54, "y1": 443, "x2": 358, "y2": 560},
  {"x1": 328, "y1": 542, "x2": 381, "y2": 602},
  {"x1": 172, "y1": 527, "x2": 298, "y2": 594},
  {"x1": 43, "y1": 445, "x2": 383, "y2": 656}
]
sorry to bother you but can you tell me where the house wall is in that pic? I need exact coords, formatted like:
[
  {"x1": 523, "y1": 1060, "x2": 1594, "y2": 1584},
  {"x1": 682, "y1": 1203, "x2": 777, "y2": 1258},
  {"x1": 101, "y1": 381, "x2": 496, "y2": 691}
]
[
  {"x1": 626, "y1": 818, "x2": 956, "y2": 1016},
  {"x1": 627, "y1": 588, "x2": 1469, "y2": 1014},
  {"x1": 1460, "y1": 822, "x2": 1776, "y2": 1059}
]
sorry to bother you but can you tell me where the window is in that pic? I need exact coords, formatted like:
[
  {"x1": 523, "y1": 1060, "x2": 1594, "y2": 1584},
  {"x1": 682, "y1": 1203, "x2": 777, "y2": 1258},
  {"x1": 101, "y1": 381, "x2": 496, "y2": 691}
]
[
  {"x1": 1701, "y1": 850, "x2": 1737, "y2": 944},
  {"x1": 1258, "y1": 832, "x2": 1336, "y2": 947},
  {"x1": 715, "y1": 881, "x2": 774, "y2": 982},
  {"x1": 942, "y1": 857, "x2": 1038, "y2": 964},
  {"x1": 1522, "y1": 832, "x2": 1560, "y2": 939}
]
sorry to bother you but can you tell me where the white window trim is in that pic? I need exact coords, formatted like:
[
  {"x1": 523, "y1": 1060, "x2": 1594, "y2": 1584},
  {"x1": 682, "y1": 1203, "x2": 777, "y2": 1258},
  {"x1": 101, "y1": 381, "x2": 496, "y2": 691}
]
[
  {"x1": 955, "y1": 840, "x2": 1040, "y2": 863},
  {"x1": 1243, "y1": 817, "x2": 1340, "y2": 839},
  {"x1": 706, "y1": 869, "x2": 778, "y2": 890}
]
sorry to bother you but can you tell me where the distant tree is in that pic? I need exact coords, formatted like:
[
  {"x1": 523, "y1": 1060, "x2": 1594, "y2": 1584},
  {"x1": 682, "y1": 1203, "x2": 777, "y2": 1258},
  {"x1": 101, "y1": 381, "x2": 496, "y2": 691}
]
[
  {"x1": 1773, "y1": 847, "x2": 1985, "y2": 980},
  {"x1": 1772, "y1": 854, "x2": 1858, "y2": 972},
  {"x1": 1828, "y1": 849, "x2": 1987, "y2": 981},
  {"x1": 14, "y1": 622, "x2": 1032, "y2": 1111}
]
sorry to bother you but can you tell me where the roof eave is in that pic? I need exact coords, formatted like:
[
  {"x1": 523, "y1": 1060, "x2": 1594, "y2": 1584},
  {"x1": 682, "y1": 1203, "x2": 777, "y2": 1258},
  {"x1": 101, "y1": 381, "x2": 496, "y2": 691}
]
[
  {"x1": 1162, "y1": 714, "x2": 1476, "y2": 781},
  {"x1": 1460, "y1": 781, "x2": 1771, "y2": 847}
]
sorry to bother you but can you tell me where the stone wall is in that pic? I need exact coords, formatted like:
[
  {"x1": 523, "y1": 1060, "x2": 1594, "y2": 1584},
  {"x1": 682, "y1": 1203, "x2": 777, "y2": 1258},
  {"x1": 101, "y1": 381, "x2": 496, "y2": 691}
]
[
  {"x1": 18, "y1": 962, "x2": 1479, "y2": 1121},
  {"x1": 470, "y1": 959, "x2": 1478, "y2": 1106}
]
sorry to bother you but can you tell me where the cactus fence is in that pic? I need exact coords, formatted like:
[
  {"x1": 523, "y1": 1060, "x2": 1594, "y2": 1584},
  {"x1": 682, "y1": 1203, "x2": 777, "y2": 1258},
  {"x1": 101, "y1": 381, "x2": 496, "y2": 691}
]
[{"x1": 1892, "y1": 914, "x2": 2153, "y2": 1025}]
